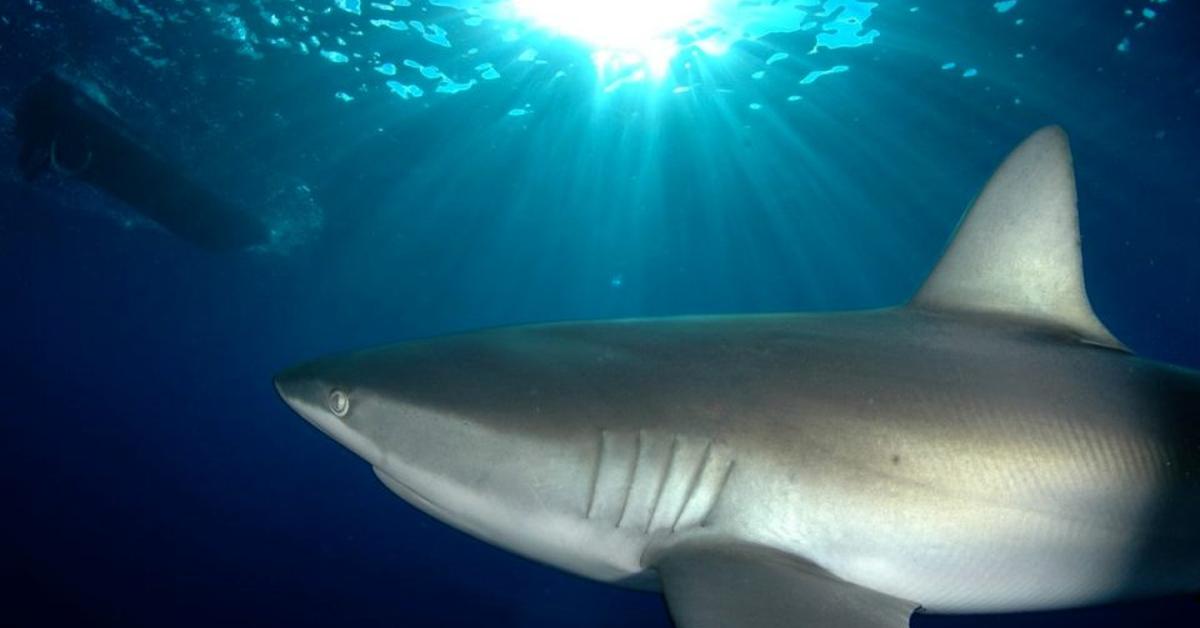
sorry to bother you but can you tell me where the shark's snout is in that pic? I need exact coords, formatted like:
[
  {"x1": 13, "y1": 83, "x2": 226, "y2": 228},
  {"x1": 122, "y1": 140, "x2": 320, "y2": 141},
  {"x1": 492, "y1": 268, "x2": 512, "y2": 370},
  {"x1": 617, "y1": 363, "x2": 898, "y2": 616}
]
[
  {"x1": 272, "y1": 371, "x2": 294, "y2": 406},
  {"x1": 276, "y1": 359, "x2": 344, "y2": 417},
  {"x1": 272, "y1": 365, "x2": 313, "y2": 417}
]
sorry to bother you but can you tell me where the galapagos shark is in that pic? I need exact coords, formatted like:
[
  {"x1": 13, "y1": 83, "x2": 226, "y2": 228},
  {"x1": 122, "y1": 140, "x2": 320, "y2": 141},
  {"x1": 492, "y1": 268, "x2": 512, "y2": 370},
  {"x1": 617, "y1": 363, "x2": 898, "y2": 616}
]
[{"x1": 275, "y1": 127, "x2": 1200, "y2": 628}]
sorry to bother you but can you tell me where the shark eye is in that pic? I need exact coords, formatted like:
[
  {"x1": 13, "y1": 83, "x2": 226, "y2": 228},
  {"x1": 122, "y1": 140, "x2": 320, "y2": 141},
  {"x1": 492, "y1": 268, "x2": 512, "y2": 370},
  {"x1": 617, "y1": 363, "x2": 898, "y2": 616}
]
[{"x1": 327, "y1": 389, "x2": 350, "y2": 417}]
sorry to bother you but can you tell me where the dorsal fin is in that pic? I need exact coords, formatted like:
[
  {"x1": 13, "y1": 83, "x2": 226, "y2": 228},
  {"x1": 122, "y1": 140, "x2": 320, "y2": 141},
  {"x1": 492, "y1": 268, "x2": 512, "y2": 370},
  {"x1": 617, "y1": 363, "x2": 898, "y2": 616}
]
[{"x1": 911, "y1": 126, "x2": 1126, "y2": 351}]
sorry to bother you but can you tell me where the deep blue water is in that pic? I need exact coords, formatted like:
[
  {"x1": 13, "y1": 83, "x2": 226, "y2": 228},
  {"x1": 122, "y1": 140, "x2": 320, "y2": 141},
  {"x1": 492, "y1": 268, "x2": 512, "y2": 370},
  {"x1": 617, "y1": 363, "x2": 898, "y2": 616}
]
[{"x1": 1, "y1": 1, "x2": 1198, "y2": 626}]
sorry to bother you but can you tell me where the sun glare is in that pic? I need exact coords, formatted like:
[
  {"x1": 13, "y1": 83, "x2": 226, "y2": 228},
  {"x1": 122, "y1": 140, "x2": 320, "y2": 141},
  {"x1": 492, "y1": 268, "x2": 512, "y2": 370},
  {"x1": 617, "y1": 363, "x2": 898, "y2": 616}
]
[{"x1": 513, "y1": 0, "x2": 715, "y2": 79}]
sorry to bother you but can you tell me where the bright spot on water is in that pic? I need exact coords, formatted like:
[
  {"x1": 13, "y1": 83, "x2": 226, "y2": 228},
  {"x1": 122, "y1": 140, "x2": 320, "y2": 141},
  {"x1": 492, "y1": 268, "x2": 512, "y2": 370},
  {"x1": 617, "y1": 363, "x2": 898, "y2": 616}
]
[
  {"x1": 386, "y1": 81, "x2": 424, "y2": 99},
  {"x1": 321, "y1": 50, "x2": 350, "y2": 63},
  {"x1": 370, "y1": 19, "x2": 408, "y2": 31},
  {"x1": 799, "y1": 65, "x2": 849, "y2": 85},
  {"x1": 476, "y1": 63, "x2": 502, "y2": 80},
  {"x1": 512, "y1": 0, "x2": 713, "y2": 78},
  {"x1": 610, "y1": 274, "x2": 624, "y2": 288},
  {"x1": 335, "y1": 0, "x2": 362, "y2": 16}
]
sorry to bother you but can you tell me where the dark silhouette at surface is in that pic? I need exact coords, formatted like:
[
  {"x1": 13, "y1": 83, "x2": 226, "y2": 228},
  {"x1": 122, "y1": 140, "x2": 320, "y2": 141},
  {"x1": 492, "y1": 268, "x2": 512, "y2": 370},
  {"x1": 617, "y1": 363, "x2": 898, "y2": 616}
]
[{"x1": 13, "y1": 72, "x2": 266, "y2": 251}]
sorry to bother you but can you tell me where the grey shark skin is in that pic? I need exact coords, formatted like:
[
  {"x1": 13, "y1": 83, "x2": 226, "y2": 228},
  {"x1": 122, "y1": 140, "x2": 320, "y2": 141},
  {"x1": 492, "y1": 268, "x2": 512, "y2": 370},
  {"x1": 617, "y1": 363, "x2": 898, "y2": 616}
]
[{"x1": 275, "y1": 127, "x2": 1200, "y2": 628}]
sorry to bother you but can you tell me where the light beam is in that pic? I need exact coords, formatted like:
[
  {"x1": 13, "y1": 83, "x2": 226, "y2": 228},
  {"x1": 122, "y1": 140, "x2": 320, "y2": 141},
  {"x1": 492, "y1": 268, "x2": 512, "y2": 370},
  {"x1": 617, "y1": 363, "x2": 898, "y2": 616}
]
[{"x1": 513, "y1": 0, "x2": 714, "y2": 79}]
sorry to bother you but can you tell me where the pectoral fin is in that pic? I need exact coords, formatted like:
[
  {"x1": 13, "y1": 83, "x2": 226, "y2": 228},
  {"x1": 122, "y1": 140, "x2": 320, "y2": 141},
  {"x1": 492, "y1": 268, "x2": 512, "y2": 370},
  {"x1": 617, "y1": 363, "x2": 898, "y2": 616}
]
[{"x1": 655, "y1": 542, "x2": 918, "y2": 628}]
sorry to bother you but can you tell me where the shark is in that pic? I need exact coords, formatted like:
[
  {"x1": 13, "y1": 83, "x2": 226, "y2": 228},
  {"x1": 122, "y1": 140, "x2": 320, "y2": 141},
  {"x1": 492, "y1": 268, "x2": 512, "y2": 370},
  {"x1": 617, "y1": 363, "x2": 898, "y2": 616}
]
[{"x1": 274, "y1": 127, "x2": 1200, "y2": 628}]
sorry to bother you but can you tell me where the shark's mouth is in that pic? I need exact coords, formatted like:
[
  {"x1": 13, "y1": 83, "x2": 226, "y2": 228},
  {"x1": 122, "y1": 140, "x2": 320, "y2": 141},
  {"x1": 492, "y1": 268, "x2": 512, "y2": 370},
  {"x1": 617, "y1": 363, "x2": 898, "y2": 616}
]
[{"x1": 371, "y1": 466, "x2": 451, "y2": 522}]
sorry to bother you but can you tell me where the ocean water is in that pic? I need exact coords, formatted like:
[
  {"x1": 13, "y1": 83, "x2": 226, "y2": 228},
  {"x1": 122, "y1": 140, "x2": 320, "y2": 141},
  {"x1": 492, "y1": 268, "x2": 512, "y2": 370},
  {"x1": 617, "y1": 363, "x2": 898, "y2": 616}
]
[{"x1": 1, "y1": 1, "x2": 1198, "y2": 626}]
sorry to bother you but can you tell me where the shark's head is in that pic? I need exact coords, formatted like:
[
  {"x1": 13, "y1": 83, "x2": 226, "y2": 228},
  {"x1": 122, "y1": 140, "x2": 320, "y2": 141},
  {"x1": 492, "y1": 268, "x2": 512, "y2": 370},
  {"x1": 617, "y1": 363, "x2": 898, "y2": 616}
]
[{"x1": 274, "y1": 328, "x2": 662, "y2": 586}]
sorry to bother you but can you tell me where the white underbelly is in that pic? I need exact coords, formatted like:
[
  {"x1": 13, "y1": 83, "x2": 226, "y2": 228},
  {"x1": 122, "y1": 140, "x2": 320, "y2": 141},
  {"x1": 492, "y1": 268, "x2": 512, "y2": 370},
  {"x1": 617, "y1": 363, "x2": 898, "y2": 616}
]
[{"x1": 833, "y1": 504, "x2": 1155, "y2": 613}]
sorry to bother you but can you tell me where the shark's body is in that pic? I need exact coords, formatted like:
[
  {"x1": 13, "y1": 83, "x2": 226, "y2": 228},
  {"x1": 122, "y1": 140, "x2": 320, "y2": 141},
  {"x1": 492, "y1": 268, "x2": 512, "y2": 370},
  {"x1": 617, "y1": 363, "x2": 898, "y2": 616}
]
[{"x1": 276, "y1": 128, "x2": 1200, "y2": 627}]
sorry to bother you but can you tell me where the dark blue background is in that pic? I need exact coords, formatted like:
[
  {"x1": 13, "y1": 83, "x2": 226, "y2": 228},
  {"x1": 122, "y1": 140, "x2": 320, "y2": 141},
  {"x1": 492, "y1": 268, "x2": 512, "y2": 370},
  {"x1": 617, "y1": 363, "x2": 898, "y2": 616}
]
[{"x1": 1, "y1": 1, "x2": 1198, "y2": 626}]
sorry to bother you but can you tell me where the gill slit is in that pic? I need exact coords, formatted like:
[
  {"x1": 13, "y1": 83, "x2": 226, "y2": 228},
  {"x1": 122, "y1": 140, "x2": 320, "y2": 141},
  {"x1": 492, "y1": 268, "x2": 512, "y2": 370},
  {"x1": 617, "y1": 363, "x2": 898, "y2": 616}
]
[
  {"x1": 672, "y1": 439, "x2": 713, "y2": 532},
  {"x1": 701, "y1": 459, "x2": 736, "y2": 527},
  {"x1": 586, "y1": 429, "x2": 607, "y2": 519},
  {"x1": 615, "y1": 429, "x2": 644, "y2": 528},
  {"x1": 646, "y1": 436, "x2": 680, "y2": 534}
]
